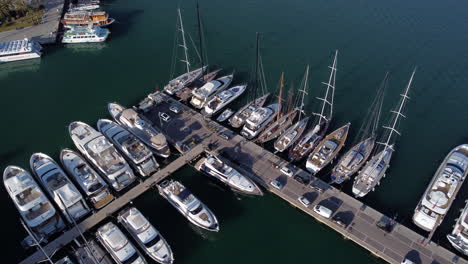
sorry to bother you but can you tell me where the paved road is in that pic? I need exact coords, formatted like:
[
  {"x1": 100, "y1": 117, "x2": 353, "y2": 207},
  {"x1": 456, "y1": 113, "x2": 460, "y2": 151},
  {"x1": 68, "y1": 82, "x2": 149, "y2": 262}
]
[{"x1": 0, "y1": 0, "x2": 65, "y2": 44}]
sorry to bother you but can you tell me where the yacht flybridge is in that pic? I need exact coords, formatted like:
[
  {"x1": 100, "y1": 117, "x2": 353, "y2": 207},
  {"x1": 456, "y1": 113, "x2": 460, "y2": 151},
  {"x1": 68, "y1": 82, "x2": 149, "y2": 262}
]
[
  {"x1": 447, "y1": 201, "x2": 468, "y2": 256},
  {"x1": 157, "y1": 180, "x2": 219, "y2": 231},
  {"x1": 195, "y1": 153, "x2": 262, "y2": 195},
  {"x1": 3, "y1": 166, "x2": 65, "y2": 239},
  {"x1": 98, "y1": 119, "x2": 159, "y2": 177},
  {"x1": 118, "y1": 207, "x2": 174, "y2": 264},
  {"x1": 190, "y1": 74, "x2": 234, "y2": 109},
  {"x1": 229, "y1": 94, "x2": 269, "y2": 128},
  {"x1": 69, "y1": 121, "x2": 136, "y2": 192},
  {"x1": 30, "y1": 153, "x2": 90, "y2": 223},
  {"x1": 108, "y1": 102, "x2": 170, "y2": 158},
  {"x1": 352, "y1": 69, "x2": 416, "y2": 198},
  {"x1": 60, "y1": 149, "x2": 114, "y2": 209},
  {"x1": 413, "y1": 144, "x2": 468, "y2": 232},
  {"x1": 240, "y1": 103, "x2": 280, "y2": 140}
]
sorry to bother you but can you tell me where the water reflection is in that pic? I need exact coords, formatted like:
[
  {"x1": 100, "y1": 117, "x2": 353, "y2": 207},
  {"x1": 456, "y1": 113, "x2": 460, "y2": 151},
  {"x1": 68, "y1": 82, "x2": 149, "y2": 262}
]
[
  {"x1": 0, "y1": 59, "x2": 41, "y2": 80},
  {"x1": 64, "y1": 43, "x2": 108, "y2": 54}
]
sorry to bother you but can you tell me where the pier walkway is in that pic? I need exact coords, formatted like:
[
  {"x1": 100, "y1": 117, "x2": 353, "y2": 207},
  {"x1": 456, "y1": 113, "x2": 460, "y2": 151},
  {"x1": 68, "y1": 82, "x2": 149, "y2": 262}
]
[
  {"x1": 141, "y1": 92, "x2": 467, "y2": 264},
  {"x1": 20, "y1": 144, "x2": 204, "y2": 264},
  {"x1": 0, "y1": 0, "x2": 65, "y2": 44}
]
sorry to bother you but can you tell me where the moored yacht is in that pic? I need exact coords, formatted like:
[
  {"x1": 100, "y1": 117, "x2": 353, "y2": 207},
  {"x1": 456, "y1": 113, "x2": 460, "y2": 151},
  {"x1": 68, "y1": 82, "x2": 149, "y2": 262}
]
[
  {"x1": 3, "y1": 166, "x2": 65, "y2": 239},
  {"x1": 228, "y1": 93, "x2": 269, "y2": 128},
  {"x1": 108, "y1": 103, "x2": 170, "y2": 158},
  {"x1": 164, "y1": 67, "x2": 206, "y2": 95},
  {"x1": 62, "y1": 27, "x2": 110, "y2": 44},
  {"x1": 96, "y1": 222, "x2": 146, "y2": 264},
  {"x1": 62, "y1": 11, "x2": 115, "y2": 28},
  {"x1": 60, "y1": 149, "x2": 114, "y2": 209},
  {"x1": 330, "y1": 137, "x2": 375, "y2": 184},
  {"x1": 195, "y1": 153, "x2": 262, "y2": 195},
  {"x1": 447, "y1": 201, "x2": 468, "y2": 256},
  {"x1": 274, "y1": 117, "x2": 309, "y2": 153},
  {"x1": 118, "y1": 207, "x2": 174, "y2": 264},
  {"x1": 413, "y1": 144, "x2": 468, "y2": 232},
  {"x1": 202, "y1": 85, "x2": 247, "y2": 117},
  {"x1": 190, "y1": 74, "x2": 233, "y2": 109},
  {"x1": 69, "y1": 121, "x2": 136, "y2": 192},
  {"x1": 30, "y1": 153, "x2": 90, "y2": 223},
  {"x1": 0, "y1": 39, "x2": 42, "y2": 63},
  {"x1": 256, "y1": 109, "x2": 297, "y2": 144},
  {"x1": 216, "y1": 109, "x2": 234, "y2": 123},
  {"x1": 306, "y1": 123, "x2": 350, "y2": 174},
  {"x1": 98, "y1": 119, "x2": 159, "y2": 177},
  {"x1": 69, "y1": 0, "x2": 100, "y2": 12},
  {"x1": 157, "y1": 180, "x2": 219, "y2": 231},
  {"x1": 240, "y1": 103, "x2": 279, "y2": 140}
]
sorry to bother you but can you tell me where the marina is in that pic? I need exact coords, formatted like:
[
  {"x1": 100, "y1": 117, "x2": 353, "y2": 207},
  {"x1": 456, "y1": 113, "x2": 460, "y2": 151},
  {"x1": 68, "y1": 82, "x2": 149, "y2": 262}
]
[
  {"x1": 3, "y1": 0, "x2": 468, "y2": 263},
  {"x1": 16, "y1": 91, "x2": 468, "y2": 264}
]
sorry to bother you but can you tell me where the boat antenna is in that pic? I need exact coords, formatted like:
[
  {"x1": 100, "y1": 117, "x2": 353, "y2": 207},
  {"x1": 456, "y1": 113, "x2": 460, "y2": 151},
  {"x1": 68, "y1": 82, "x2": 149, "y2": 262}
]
[
  {"x1": 20, "y1": 219, "x2": 53, "y2": 264},
  {"x1": 314, "y1": 50, "x2": 337, "y2": 126},
  {"x1": 254, "y1": 32, "x2": 260, "y2": 105},
  {"x1": 196, "y1": 1, "x2": 205, "y2": 79},
  {"x1": 178, "y1": 8, "x2": 190, "y2": 73},
  {"x1": 277, "y1": 72, "x2": 284, "y2": 121},
  {"x1": 378, "y1": 68, "x2": 416, "y2": 150}
]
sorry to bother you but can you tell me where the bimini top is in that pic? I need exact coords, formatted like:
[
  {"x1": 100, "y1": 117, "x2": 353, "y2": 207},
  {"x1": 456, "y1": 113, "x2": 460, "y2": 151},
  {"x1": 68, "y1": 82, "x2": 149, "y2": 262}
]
[{"x1": 0, "y1": 39, "x2": 35, "y2": 56}]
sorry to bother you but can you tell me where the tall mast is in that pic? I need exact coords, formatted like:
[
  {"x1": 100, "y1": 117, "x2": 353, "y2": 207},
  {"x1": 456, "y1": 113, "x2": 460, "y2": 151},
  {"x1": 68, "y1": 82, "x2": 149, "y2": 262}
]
[
  {"x1": 314, "y1": 50, "x2": 337, "y2": 125},
  {"x1": 381, "y1": 68, "x2": 415, "y2": 150},
  {"x1": 298, "y1": 65, "x2": 310, "y2": 121},
  {"x1": 177, "y1": 8, "x2": 190, "y2": 73},
  {"x1": 277, "y1": 72, "x2": 284, "y2": 121},
  {"x1": 254, "y1": 32, "x2": 260, "y2": 105},
  {"x1": 196, "y1": 2, "x2": 204, "y2": 77}
]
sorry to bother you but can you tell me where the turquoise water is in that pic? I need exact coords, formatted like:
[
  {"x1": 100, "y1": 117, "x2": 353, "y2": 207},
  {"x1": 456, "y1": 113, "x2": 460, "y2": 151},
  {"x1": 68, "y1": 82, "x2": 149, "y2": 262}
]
[{"x1": 2, "y1": 0, "x2": 468, "y2": 262}]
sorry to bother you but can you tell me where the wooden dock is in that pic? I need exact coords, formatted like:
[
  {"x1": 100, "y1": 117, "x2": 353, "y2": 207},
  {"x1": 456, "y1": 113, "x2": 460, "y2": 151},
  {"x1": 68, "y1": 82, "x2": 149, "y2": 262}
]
[
  {"x1": 20, "y1": 144, "x2": 204, "y2": 264},
  {"x1": 21, "y1": 91, "x2": 467, "y2": 263}
]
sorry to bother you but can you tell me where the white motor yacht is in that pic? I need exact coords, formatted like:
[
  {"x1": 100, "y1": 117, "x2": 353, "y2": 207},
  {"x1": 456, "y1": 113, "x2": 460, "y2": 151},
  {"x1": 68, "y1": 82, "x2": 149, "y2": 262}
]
[
  {"x1": 69, "y1": 121, "x2": 136, "y2": 192},
  {"x1": 108, "y1": 103, "x2": 170, "y2": 158},
  {"x1": 413, "y1": 144, "x2": 468, "y2": 232},
  {"x1": 202, "y1": 85, "x2": 247, "y2": 117},
  {"x1": 118, "y1": 207, "x2": 174, "y2": 264},
  {"x1": 98, "y1": 119, "x2": 159, "y2": 177},
  {"x1": 30, "y1": 153, "x2": 90, "y2": 224},
  {"x1": 195, "y1": 154, "x2": 262, "y2": 195},
  {"x1": 60, "y1": 149, "x2": 114, "y2": 209},
  {"x1": 447, "y1": 201, "x2": 468, "y2": 256},
  {"x1": 190, "y1": 74, "x2": 233, "y2": 109},
  {"x1": 157, "y1": 180, "x2": 219, "y2": 231},
  {"x1": 240, "y1": 103, "x2": 279, "y2": 140},
  {"x1": 96, "y1": 222, "x2": 146, "y2": 264},
  {"x1": 3, "y1": 166, "x2": 65, "y2": 239}
]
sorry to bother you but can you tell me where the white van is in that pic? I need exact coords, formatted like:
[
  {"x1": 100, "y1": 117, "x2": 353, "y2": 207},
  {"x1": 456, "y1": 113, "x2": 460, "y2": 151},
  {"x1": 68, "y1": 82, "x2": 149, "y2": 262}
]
[{"x1": 313, "y1": 205, "x2": 333, "y2": 219}]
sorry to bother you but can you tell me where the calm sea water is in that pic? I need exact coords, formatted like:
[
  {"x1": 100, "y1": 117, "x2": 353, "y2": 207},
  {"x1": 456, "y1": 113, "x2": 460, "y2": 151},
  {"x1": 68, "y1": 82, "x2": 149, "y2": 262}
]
[{"x1": 2, "y1": 0, "x2": 468, "y2": 263}]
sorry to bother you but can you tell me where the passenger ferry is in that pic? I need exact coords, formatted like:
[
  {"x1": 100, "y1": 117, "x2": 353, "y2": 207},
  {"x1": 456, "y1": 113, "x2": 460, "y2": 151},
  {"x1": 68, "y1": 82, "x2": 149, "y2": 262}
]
[
  {"x1": 62, "y1": 27, "x2": 110, "y2": 44},
  {"x1": 62, "y1": 11, "x2": 115, "y2": 28},
  {"x1": 0, "y1": 39, "x2": 42, "y2": 63}
]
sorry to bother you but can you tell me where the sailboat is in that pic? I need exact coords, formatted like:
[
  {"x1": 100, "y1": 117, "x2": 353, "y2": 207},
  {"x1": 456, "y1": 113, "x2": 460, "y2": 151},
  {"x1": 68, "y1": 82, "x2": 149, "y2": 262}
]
[
  {"x1": 229, "y1": 33, "x2": 270, "y2": 128},
  {"x1": 256, "y1": 73, "x2": 298, "y2": 143},
  {"x1": 352, "y1": 69, "x2": 416, "y2": 198},
  {"x1": 330, "y1": 73, "x2": 387, "y2": 184},
  {"x1": 164, "y1": 9, "x2": 206, "y2": 95},
  {"x1": 288, "y1": 51, "x2": 338, "y2": 162},
  {"x1": 272, "y1": 66, "x2": 311, "y2": 150}
]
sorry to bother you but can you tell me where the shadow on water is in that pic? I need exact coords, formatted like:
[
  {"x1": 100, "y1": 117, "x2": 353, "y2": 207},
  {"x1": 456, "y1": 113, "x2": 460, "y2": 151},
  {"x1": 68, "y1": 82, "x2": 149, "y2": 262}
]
[
  {"x1": 0, "y1": 60, "x2": 41, "y2": 80},
  {"x1": 109, "y1": 9, "x2": 145, "y2": 40},
  {"x1": 0, "y1": 147, "x2": 27, "y2": 166}
]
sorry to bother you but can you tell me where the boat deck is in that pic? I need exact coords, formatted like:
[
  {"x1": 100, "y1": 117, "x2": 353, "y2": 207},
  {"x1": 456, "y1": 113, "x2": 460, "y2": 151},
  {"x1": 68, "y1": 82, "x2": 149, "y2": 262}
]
[{"x1": 20, "y1": 91, "x2": 467, "y2": 264}]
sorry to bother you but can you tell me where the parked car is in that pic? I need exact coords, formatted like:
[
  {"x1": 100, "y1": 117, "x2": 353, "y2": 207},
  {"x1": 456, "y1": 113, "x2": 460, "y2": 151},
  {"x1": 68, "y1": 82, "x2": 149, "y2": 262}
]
[
  {"x1": 270, "y1": 179, "x2": 283, "y2": 190},
  {"x1": 298, "y1": 196, "x2": 311, "y2": 207},
  {"x1": 169, "y1": 104, "x2": 181, "y2": 114},
  {"x1": 159, "y1": 112, "x2": 170, "y2": 122},
  {"x1": 313, "y1": 205, "x2": 333, "y2": 219},
  {"x1": 280, "y1": 164, "x2": 295, "y2": 177}
]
